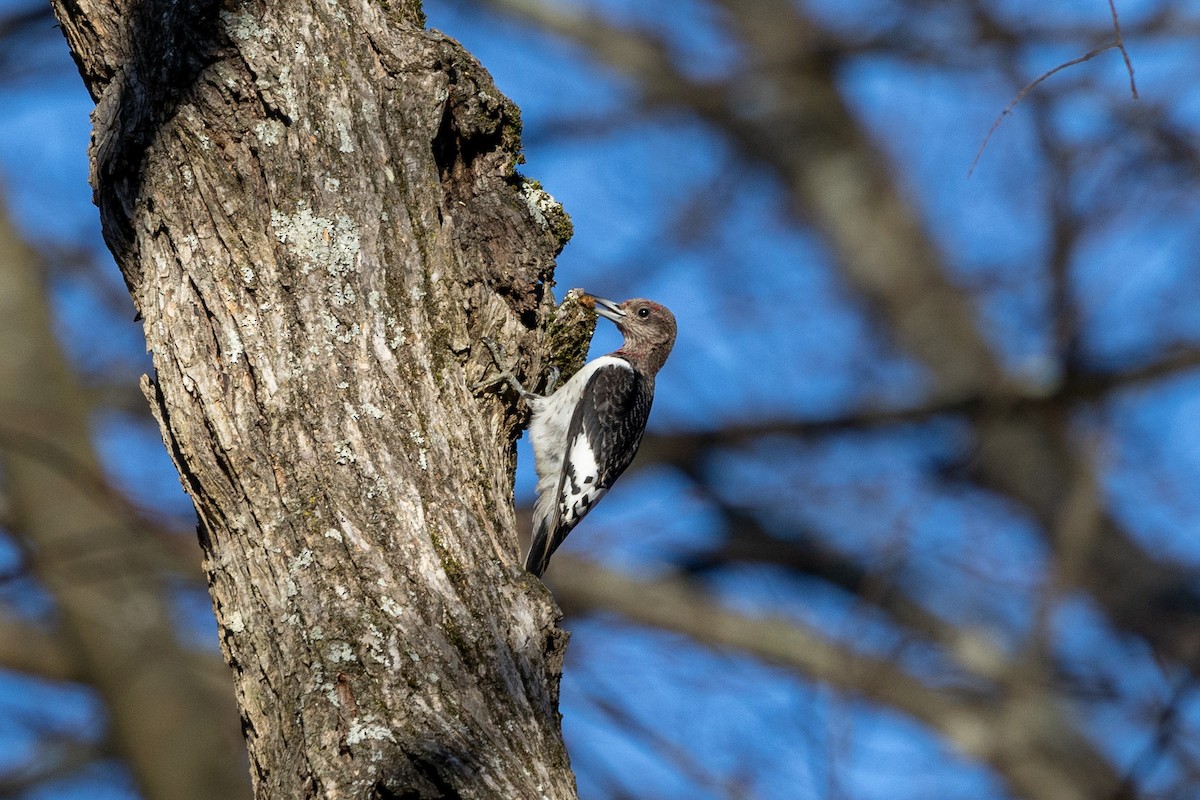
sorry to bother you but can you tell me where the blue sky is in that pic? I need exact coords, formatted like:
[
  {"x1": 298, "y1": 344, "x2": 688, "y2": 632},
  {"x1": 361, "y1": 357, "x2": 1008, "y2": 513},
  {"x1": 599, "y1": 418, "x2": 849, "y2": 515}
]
[{"x1": 3, "y1": 0, "x2": 1200, "y2": 797}]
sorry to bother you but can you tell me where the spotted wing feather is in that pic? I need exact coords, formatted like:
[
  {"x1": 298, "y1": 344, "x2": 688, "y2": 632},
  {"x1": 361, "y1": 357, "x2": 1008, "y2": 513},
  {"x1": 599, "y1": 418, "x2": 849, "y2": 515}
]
[{"x1": 525, "y1": 363, "x2": 652, "y2": 576}]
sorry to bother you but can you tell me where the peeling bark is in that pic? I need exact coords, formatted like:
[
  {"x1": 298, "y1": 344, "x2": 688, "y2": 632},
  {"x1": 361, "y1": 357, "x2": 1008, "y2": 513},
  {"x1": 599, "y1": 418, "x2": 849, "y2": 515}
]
[{"x1": 49, "y1": 0, "x2": 579, "y2": 796}]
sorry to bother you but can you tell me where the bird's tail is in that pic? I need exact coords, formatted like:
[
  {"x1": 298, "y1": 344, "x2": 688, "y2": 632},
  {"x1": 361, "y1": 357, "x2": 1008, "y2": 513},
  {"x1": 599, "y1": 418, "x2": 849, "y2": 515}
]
[
  {"x1": 526, "y1": 473, "x2": 560, "y2": 577},
  {"x1": 524, "y1": 515, "x2": 554, "y2": 577}
]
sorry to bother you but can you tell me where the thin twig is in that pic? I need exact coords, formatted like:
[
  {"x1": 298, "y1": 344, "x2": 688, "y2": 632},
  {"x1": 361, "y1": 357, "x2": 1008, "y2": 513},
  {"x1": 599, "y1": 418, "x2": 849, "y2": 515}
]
[
  {"x1": 969, "y1": 43, "x2": 1116, "y2": 177},
  {"x1": 1108, "y1": 0, "x2": 1139, "y2": 99},
  {"x1": 971, "y1": 1, "x2": 1139, "y2": 176}
]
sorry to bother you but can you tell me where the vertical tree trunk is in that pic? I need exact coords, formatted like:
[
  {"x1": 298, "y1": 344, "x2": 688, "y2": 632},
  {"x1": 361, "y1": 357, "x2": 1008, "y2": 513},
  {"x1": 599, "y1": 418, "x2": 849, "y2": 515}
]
[
  {"x1": 49, "y1": 0, "x2": 578, "y2": 796},
  {"x1": 0, "y1": 196, "x2": 249, "y2": 800}
]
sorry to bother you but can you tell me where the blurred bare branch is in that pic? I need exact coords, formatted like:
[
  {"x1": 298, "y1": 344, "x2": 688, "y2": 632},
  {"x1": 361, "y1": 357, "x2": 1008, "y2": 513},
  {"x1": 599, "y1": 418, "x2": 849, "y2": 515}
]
[
  {"x1": 11, "y1": 0, "x2": 1200, "y2": 795},
  {"x1": 0, "y1": 739, "x2": 104, "y2": 797},
  {"x1": 970, "y1": 0, "x2": 1139, "y2": 177},
  {"x1": 550, "y1": 556, "x2": 1121, "y2": 800},
  {"x1": 0, "y1": 196, "x2": 247, "y2": 800},
  {"x1": 0, "y1": 616, "x2": 79, "y2": 681},
  {"x1": 472, "y1": 0, "x2": 1200, "y2": 796}
]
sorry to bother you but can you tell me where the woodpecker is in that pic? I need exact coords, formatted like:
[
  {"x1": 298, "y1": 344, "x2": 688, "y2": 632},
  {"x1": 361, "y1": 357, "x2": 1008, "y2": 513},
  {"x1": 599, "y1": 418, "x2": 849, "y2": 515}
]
[{"x1": 480, "y1": 294, "x2": 677, "y2": 577}]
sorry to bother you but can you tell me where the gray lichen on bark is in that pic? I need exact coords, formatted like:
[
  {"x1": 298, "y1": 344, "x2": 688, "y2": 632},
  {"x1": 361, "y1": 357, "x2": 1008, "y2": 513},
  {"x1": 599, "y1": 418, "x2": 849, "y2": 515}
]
[{"x1": 49, "y1": 0, "x2": 584, "y2": 796}]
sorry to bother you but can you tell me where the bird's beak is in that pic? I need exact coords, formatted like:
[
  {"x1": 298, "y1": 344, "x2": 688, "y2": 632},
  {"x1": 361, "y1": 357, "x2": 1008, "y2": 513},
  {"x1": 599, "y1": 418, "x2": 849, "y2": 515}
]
[{"x1": 585, "y1": 295, "x2": 626, "y2": 324}]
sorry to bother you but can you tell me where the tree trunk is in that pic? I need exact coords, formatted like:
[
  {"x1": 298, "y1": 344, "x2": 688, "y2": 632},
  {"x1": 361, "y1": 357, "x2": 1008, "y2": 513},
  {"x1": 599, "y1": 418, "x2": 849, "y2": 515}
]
[
  {"x1": 49, "y1": 0, "x2": 579, "y2": 796},
  {"x1": 0, "y1": 194, "x2": 249, "y2": 800}
]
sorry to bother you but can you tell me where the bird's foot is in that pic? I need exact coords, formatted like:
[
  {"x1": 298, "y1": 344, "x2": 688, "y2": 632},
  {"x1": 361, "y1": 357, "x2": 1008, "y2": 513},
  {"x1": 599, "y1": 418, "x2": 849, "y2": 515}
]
[
  {"x1": 542, "y1": 365, "x2": 560, "y2": 394},
  {"x1": 473, "y1": 337, "x2": 536, "y2": 400}
]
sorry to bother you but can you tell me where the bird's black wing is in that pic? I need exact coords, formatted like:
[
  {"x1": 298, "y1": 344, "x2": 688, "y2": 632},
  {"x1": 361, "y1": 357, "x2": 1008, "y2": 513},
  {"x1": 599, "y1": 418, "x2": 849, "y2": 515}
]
[{"x1": 525, "y1": 363, "x2": 653, "y2": 576}]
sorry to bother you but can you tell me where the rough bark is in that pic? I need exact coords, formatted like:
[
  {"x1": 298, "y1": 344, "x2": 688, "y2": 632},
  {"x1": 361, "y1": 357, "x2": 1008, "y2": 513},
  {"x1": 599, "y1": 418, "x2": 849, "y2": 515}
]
[
  {"x1": 48, "y1": 0, "x2": 578, "y2": 796},
  {"x1": 0, "y1": 196, "x2": 249, "y2": 799}
]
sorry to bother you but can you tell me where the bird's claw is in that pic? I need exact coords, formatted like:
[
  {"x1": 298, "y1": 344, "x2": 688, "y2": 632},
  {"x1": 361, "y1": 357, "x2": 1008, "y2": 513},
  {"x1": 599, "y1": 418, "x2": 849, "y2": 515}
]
[
  {"x1": 472, "y1": 337, "x2": 535, "y2": 399},
  {"x1": 480, "y1": 336, "x2": 507, "y2": 367},
  {"x1": 542, "y1": 365, "x2": 560, "y2": 394},
  {"x1": 471, "y1": 337, "x2": 509, "y2": 391}
]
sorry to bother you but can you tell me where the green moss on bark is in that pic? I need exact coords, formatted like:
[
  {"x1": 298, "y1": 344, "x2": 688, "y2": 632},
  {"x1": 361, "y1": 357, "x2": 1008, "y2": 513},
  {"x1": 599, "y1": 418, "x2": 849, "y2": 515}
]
[{"x1": 544, "y1": 289, "x2": 597, "y2": 383}]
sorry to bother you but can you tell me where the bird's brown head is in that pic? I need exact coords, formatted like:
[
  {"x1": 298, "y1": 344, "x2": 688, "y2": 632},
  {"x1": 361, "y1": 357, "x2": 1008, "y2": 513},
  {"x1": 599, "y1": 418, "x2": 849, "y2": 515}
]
[{"x1": 583, "y1": 294, "x2": 677, "y2": 376}]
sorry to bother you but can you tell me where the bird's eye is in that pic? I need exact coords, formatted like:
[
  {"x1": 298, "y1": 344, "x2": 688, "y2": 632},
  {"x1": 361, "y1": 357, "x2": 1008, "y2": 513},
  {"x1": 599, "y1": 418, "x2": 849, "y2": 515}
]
[{"x1": 637, "y1": 307, "x2": 650, "y2": 318}]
